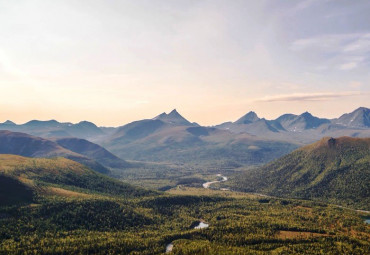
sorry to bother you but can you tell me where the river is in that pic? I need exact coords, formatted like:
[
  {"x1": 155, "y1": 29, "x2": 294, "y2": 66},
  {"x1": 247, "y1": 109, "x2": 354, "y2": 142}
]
[
  {"x1": 194, "y1": 221, "x2": 209, "y2": 229},
  {"x1": 202, "y1": 174, "x2": 228, "y2": 189},
  {"x1": 166, "y1": 243, "x2": 173, "y2": 253},
  {"x1": 165, "y1": 221, "x2": 209, "y2": 253}
]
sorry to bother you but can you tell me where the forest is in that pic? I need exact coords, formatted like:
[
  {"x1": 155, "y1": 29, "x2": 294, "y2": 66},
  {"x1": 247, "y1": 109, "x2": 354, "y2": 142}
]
[{"x1": 1, "y1": 186, "x2": 369, "y2": 254}]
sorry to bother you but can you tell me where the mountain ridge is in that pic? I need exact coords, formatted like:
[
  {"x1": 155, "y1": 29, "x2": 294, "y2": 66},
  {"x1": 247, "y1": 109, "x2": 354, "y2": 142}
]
[
  {"x1": 153, "y1": 109, "x2": 194, "y2": 126},
  {"x1": 0, "y1": 130, "x2": 111, "y2": 174},
  {"x1": 230, "y1": 136, "x2": 370, "y2": 210}
]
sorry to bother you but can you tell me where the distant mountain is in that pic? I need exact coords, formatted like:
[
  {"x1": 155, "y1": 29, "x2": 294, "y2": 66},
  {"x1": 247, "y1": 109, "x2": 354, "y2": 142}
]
[
  {"x1": 333, "y1": 107, "x2": 370, "y2": 128},
  {"x1": 276, "y1": 112, "x2": 330, "y2": 132},
  {"x1": 0, "y1": 120, "x2": 104, "y2": 139},
  {"x1": 107, "y1": 109, "x2": 195, "y2": 145},
  {"x1": 0, "y1": 154, "x2": 154, "y2": 205},
  {"x1": 230, "y1": 136, "x2": 370, "y2": 210},
  {"x1": 153, "y1": 109, "x2": 194, "y2": 126},
  {"x1": 23, "y1": 119, "x2": 62, "y2": 128},
  {"x1": 110, "y1": 119, "x2": 167, "y2": 144},
  {"x1": 235, "y1": 111, "x2": 260, "y2": 124},
  {"x1": 218, "y1": 110, "x2": 331, "y2": 134},
  {"x1": 67, "y1": 121, "x2": 104, "y2": 138},
  {"x1": 0, "y1": 120, "x2": 16, "y2": 126},
  {"x1": 53, "y1": 137, "x2": 130, "y2": 169},
  {"x1": 103, "y1": 121, "x2": 298, "y2": 166},
  {"x1": 101, "y1": 108, "x2": 370, "y2": 165},
  {"x1": 216, "y1": 110, "x2": 283, "y2": 135},
  {"x1": 0, "y1": 130, "x2": 110, "y2": 174},
  {"x1": 215, "y1": 107, "x2": 369, "y2": 143},
  {"x1": 99, "y1": 126, "x2": 118, "y2": 136}
]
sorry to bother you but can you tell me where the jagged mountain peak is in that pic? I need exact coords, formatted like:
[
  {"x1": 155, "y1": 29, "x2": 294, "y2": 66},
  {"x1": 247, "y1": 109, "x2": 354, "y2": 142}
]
[
  {"x1": 153, "y1": 109, "x2": 192, "y2": 125},
  {"x1": 235, "y1": 111, "x2": 260, "y2": 124},
  {"x1": 300, "y1": 111, "x2": 313, "y2": 117},
  {"x1": 334, "y1": 106, "x2": 370, "y2": 128},
  {"x1": 169, "y1": 108, "x2": 179, "y2": 114},
  {"x1": 154, "y1": 112, "x2": 167, "y2": 119}
]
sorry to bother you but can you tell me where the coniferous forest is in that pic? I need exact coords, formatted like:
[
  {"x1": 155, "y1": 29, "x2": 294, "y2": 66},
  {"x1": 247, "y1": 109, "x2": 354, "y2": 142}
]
[
  {"x1": 0, "y1": 153, "x2": 369, "y2": 254},
  {"x1": 1, "y1": 1, "x2": 370, "y2": 254}
]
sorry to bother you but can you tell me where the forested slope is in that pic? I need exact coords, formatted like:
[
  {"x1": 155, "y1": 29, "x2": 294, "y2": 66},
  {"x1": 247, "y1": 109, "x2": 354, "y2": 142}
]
[{"x1": 230, "y1": 137, "x2": 370, "y2": 210}]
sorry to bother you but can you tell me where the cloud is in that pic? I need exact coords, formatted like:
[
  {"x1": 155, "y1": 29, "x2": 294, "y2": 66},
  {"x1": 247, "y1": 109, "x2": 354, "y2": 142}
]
[
  {"x1": 291, "y1": 32, "x2": 370, "y2": 53},
  {"x1": 339, "y1": 62, "x2": 358, "y2": 70},
  {"x1": 290, "y1": 33, "x2": 356, "y2": 51},
  {"x1": 290, "y1": 33, "x2": 370, "y2": 71},
  {"x1": 342, "y1": 33, "x2": 370, "y2": 53},
  {"x1": 255, "y1": 91, "x2": 364, "y2": 102}
]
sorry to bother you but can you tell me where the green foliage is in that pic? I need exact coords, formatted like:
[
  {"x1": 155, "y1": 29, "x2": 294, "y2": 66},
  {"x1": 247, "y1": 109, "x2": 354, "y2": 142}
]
[
  {"x1": 230, "y1": 137, "x2": 370, "y2": 210},
  {"x1": 0, "y1": 175, "x2": 34, "y2": 206},
  {"x1": 2, "y1": 155, "x2": 156, "y2": 198},
  {"x1": 0, "y1": 142, "x2": 369, "y2": 254},
  {"x1": 1, "y1": 195, "x2": 369, "y2": 254}
]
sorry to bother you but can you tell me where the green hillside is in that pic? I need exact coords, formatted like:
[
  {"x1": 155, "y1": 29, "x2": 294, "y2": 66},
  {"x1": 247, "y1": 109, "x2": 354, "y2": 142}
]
[
  {"x1": 230, "y1": 137, "x2": 370, "y2": 210},
  {"x1": 0, "y1": 154, "x2": 155, "y2": 205},
  {"x1": 0, "y1": 130, "x2": 110, "y2": 174},
  {"x1": 0, "y1": 153, "x2": 369, "y2": 254},
  {"x1": 0, "y1": 175, "x2": 34, "y2": 206}
]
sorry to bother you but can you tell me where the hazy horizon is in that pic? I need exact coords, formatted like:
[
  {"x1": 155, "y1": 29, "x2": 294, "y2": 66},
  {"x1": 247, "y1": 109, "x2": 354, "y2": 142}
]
[
  {"x1": 1, "y1": 0, "x2": 369, "y2": 126},
  {"x1": 0, "y1": 106, "x2": 368, "y2": 128}
]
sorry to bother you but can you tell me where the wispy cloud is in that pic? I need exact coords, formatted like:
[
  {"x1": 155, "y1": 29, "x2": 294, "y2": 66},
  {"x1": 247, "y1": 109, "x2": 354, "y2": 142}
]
[
  {"x1": 290, "y1": 33, "x2": 370, "y2": 71},
  {"x1": 342, "y1": 33, "x2": 370, "y2": 53},
  {"x1": 255, "y1": 91, "x2": 364, "y2": 102},
  {"x1": 290, "y1": 33, "x2": 357, "y2": 51},
  {"x1": 339, "y1": 62, "x2": 358, "y2": 70}
]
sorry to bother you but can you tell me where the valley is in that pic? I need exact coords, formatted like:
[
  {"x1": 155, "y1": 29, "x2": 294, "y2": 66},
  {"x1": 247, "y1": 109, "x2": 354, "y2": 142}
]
[
  {"x1": 0, "y1": 107, "x2": 369, "y2": 254},
  {"x1": 2, "y1": 1, "x2": 369, "y2": 253}
]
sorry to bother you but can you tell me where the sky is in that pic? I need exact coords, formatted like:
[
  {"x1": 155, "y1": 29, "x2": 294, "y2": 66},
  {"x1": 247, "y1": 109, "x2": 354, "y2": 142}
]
[{"x1": 0, "y1": 0, "x2": 369, "y2": 126}]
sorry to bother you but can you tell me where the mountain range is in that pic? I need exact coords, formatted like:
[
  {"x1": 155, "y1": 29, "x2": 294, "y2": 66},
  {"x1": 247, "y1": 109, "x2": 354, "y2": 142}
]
[
  {"x1": 101, "y1": 107, "x2": 369, "y2": 163},
  {"x1": 0, "y1": 107, "x2": 369, "y2": 165},
  {"x1": 216, "y1": 107, "x2": 369, "y2": 138},
  {"x1": 0, "y1": 109, "x2": 369, "y2": 254},
  {"x1": 0, "y1": 119, "x2": 104, "y2": 139}
]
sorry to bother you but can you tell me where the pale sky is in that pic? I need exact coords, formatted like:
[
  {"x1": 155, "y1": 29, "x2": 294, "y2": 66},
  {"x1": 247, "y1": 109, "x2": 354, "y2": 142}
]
[{"x1": 0, "y1": 0, "x2": 369, "y2": 126}]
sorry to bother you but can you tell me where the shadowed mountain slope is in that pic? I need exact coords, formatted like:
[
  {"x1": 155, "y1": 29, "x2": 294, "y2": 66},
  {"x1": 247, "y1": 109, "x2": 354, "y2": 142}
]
[
  {"x1": 0, "y1": 154, "x2": 155, "y2": 205},
  {"x1": 0, "y1": 131, "x2": 109, "y2": 174},
  {"x1": 52, "y1": 137, "x2": 130, "y2": 169}
]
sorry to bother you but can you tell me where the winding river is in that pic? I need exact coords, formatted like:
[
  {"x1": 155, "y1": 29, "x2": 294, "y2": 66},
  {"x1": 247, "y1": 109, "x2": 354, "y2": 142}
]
[
  {"x1": 165, "y1": 221, "x2": 210, "y2": 253},
  {"x1": 166, "y1": 175, "x2": 225, "y2": 253},
  {"x1": 202, "y1": 174, "x2": 228, "y2": 189}
]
